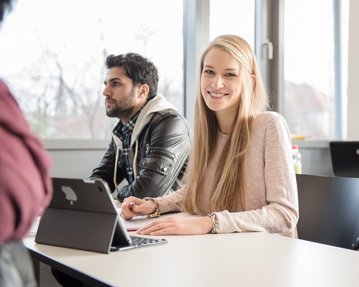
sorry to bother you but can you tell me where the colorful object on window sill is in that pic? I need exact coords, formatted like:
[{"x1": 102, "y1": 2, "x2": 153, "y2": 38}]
[{"x1": 292, "y1": 145, "x2": 302, "y2": 174}]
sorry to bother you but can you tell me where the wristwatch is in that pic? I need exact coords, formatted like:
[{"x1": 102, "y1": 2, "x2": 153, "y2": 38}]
[{"x1": 208, "y1": 212, "x2": 219, "y2": 234}]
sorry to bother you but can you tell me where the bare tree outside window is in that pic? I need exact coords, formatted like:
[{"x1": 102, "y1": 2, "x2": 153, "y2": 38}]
[
  {"x1": 0, "y1": 0, "x2": 183, "y2": 139},
  {"x1": 283, "y1": 0, "x2": 348, "y2": 140}
]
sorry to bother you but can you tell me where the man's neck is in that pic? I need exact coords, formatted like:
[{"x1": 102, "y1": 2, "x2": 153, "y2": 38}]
[
  {"x1": 120, "y1": 109, "x2": 141, "y2": 124},
  {"x1": 120, "y1": 109, "x2": 142, "y2": 125},
  {"x1": 120, "y1": 100, "x2": 148, "y2": 124}
]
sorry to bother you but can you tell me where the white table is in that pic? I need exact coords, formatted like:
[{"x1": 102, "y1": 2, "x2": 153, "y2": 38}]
[{"x1": 24, "y1": 231, "x2": 359, "y2": 287}]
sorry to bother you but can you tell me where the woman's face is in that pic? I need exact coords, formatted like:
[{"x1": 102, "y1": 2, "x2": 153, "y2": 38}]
[{"x1": 200, "y1": 47, "x2": 242, "y2": 117}]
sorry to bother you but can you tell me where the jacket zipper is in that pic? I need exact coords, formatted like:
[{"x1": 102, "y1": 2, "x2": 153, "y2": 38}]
[{"x1": 145, "y1": 144, "x2": 176, "y2": 160}]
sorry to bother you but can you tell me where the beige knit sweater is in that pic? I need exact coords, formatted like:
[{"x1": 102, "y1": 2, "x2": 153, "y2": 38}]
[{"x1": 155, "y1": 112, "x2": 299, "y2": 238}]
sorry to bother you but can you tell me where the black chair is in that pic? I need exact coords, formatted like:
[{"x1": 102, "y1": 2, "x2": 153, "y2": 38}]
[
  {"x1": 296, "y1": 174, "x2": 359, "y2": 250},
  {"x1": 329, "y1": 141, "x2": 359, "y2": 177}
]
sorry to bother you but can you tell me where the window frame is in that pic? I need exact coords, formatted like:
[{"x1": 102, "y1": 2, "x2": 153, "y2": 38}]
[
  {"x1": 42, "y1": 0, "x2": 348, "y2": 150},
  {"x1": 258, "y1": 0, "x2": 346, "y2": 140}
]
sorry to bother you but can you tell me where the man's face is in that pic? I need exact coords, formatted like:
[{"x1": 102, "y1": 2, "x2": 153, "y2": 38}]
[{"x1": 102, "y1": 67, "x2": 145, "y2": 123}]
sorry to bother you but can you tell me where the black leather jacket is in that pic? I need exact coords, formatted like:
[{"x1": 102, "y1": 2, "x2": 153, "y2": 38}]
[{"x1": 91, "y1": 97, "x2": 191, "y2": 202}]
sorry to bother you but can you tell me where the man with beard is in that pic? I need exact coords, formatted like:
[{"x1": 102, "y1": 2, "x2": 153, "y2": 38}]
[{"x1": 91, "y1": 53, "x2": 191, "y2": 203}]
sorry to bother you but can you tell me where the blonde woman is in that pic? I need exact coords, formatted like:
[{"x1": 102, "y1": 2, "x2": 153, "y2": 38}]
[{"x1": 121, "y1": 35, "x2": 299, "y2": 237}]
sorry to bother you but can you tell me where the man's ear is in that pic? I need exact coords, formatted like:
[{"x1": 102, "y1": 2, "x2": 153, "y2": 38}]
[{"x1": 138, "y1": 84, "x2": 149, "y2": 99}]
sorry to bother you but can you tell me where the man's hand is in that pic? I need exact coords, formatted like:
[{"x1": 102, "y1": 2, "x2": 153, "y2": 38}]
[{"x1": 120, "y1": 196, "x2": 157, "y2": 220}]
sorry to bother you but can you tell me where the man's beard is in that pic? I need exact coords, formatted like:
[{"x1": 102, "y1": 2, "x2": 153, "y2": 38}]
[
  {"x1": 105, "y1": 87, "x2": 136, "y2": 119},
  {"x1": 106, "y1": 105, "x2": 134, "y2": 119}
]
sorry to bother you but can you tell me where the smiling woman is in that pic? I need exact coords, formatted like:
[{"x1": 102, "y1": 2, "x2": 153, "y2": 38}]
[
  {"x1": 0, "y1": 0, "x2": 183, "y2": 139},
  {"x1": 120, "y1": 35, "x2": 299, "y2": 238}
]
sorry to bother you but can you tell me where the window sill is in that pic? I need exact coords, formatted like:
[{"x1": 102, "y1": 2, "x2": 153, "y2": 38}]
[{"x1": 44, "y1": 139, "x2": 108, "y2": 150}]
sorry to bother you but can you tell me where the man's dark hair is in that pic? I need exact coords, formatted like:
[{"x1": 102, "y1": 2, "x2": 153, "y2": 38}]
[
  {"x1": 0, "y1": 0, "x2": 14, "y2": 24},
  {"x1": 106, "y1": 53, "x2": 159, "y2": 100}
]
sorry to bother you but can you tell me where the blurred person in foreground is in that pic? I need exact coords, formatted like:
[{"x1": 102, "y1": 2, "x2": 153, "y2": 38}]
[{"x1": 0, "y1": 1, "x2": 53, "y2": 286}]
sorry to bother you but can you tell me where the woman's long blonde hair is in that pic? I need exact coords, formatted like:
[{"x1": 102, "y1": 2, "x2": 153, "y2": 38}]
[{"x1": 182, "y1": 35, "x2": 268, "y2": 214}]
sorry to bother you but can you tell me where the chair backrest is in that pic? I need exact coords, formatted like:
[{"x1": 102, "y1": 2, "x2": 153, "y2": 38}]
[{"x1": 296, "y1": 174, "x2": 359, "y2": 250}]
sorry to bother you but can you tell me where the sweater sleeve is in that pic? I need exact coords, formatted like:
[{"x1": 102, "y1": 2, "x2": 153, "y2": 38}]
[
  {"x1": 0, "y1": 80, "x2": 53, "y2": 243},
  {"x1": 155, "y1": 187, "x2": 185, "y2": 214},
  {"x1": 214, "y1": 113, "x2": 299, "y2": 237}
]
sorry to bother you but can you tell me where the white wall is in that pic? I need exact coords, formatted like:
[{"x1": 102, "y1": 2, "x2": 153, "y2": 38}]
[
  {"x1": 46, "y1": 140, "x2": 106, "y2": 178},
  {"x1": 294, "y1": 141, "x2": 333, "y2": 176}
]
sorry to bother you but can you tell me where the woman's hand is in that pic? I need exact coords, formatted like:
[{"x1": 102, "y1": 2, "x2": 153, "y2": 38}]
[
  {"x1": 120, "y1": 196, "x2": 157, "y2": 220},
  {"x1": 136, "y1": 216, "x2": 214, "y2": 235}
]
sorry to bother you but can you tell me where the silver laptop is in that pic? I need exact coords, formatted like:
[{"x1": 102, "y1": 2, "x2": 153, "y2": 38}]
[
  {"x1": 329, "y1": 141, "x2": 359, "y2": 177},
  {"x1": 35, "y1": 177, "x2": 167, "y2": 253}
]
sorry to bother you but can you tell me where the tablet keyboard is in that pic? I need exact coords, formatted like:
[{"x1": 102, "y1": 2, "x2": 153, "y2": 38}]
[
  {"x1": 110, "y1": 236, "x2": 167, "y2": 251},
  {"x1": 130, "y1": 235, "x2": 167, "y2": 247}
]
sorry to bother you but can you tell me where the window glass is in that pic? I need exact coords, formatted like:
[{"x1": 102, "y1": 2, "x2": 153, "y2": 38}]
[
  {"x1": 0, "y1": 0, "x2": 183, "y2": 139},
  {"x1": 209, "y1": 0, "x2": 255, "y2": 47},
  {"x1": 283, "y1": 0, "x2": 347, "y2": 140}
]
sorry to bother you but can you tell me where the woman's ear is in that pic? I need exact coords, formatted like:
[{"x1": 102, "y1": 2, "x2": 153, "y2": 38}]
[{"x1": 251, "y1": 74, "x2": 256, "y2": 88}]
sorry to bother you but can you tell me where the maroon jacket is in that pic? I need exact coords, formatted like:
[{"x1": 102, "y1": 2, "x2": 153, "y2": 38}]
[{"x1": 0, "y1": 80, "x2": 52, "y2": 243}]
